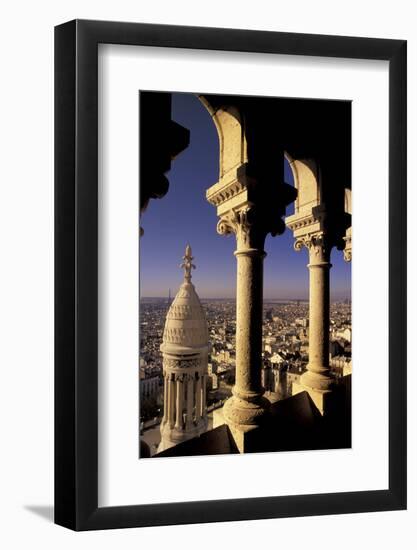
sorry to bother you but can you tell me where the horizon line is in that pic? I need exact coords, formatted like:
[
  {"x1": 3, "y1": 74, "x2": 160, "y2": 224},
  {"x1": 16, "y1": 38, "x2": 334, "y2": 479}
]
[{"x1": 140, "y1": 296, "x2": 351, "y2": 302}]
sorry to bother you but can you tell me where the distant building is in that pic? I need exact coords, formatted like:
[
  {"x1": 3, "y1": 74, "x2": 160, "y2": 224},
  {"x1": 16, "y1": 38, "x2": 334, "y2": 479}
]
[
  {"x1": 262, "y1": 364, "x2": 286, "y2": 398},
  {"x1": 342, "y1": 328, "x2": 352, "y2": 343},
  {"x1": 208, "y1": 363, "x2": 219, "y2": 389},
  {"x1": 158, "y1": 246, "x2": 209, "y2": 452},
  {"x1": 215, "y1": 349, "x2": 232, "y2": 363},
  {"x1": 287, "y1": 364, "x2": 305, "y2": 395},
  {"x1": 329, "y1": 339, "x2": 345, "y2": 357},
  {"x1": 140, "y1": 373, "x2": 160, "y2": 400},
  {"x1": 270, "y1": 352, "x2": 285, "y2": 366},
  {"x1": 330, "y1": 355, "x2": 352, "y2": 377}
]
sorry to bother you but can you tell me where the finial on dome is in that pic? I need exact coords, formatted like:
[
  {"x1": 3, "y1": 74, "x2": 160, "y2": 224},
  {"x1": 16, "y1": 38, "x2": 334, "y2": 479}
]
[{"x1": 180, "y1": 244, "x2": 195, "y2": 283}]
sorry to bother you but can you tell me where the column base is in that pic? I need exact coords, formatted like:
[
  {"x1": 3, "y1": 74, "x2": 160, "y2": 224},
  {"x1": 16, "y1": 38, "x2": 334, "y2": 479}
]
[
  {"x1": 213, "y1": 407, "x2": 225, "y2": 429},
  {"x1": 292, "y1": 375, "x2": 334, "y2": 415},
  {"x1": 300, "y1": 370, "x2": 334, "y2": 391},
  {"x1": 158, "y1": 418, "x2": 208, "y2": 453},
  {"x1": 222, "y1": 394, "x2": 270, "y2": 453}
]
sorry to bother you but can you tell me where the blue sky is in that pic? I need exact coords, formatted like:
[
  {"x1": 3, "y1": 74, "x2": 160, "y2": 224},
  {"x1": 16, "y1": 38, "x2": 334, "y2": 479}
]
[{"x1": 140, "y1": 93, "x2": 351, "y2": 300}]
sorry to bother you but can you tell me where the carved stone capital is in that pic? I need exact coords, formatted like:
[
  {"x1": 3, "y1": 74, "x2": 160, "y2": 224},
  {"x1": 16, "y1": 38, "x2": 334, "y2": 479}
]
[
  {"x1": 343, "y1": 232, "x2": 352, "y2": 262},
  {"x1": 287, "y1": 197, "x2": 350, "y2": 267},
  {"x1": 343, "y1": 248, "x2": 352, "y2": 262},
  {"x1": 294, "y1": 229, "x2": 346, "y2": 265},
  {"x1": 294, "y1": 232, "x2": 331, "y2": 264},
  {"x1": 217, "y1": 203, "x2": 284, "y2": 251}
]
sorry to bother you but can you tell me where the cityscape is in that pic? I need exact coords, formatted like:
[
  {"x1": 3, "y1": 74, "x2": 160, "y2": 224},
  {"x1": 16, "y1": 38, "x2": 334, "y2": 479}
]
[
  {"x1": 140, "y1": 295, "x2": 351, "y2": 456},
  {"x1": 139, "y1": 91, "x2": 351, "y2": 457}
]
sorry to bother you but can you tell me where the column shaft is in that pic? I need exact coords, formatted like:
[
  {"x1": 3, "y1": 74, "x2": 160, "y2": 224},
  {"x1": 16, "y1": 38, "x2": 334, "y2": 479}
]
[
  {"x1": 162, "y1": 374, "x2": 169, "y2": 423},
  {"x1": 169, "y1": 377, "x2": 176, "y2": 428},
  {"x1": 186, "y1": 376, "x2": 194, "y2": 429},
  {"x1": 201, "y1": 375, "x2": 206, "y2": 416},
  {"x1": 299, "y1": 237, "x2": 334, "y2": 396},
  {"x1": 195, "y1": 375, "x2": 202, "y2": 422},
  {"x1": 308, "y1": 260, "x2": 331, "y2": 376},
  {"x1": 234, "y1": 249, "x2": 265, "y2": 399},
  {"x1": 175, "y1": 378, "x2": 183, "y2": 430}
]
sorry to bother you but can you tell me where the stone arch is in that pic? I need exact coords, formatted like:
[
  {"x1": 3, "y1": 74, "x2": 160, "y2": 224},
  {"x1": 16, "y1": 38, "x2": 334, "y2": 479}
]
[
  {"x1": 198, "y1": 96, "x2": 247, "y2": 180},
  {"x1": 200, "y1": 95, "x2": 297, "y2": 231},
  {"x1": 284, "y1": 152, "x2": 322, "y2": 215}
]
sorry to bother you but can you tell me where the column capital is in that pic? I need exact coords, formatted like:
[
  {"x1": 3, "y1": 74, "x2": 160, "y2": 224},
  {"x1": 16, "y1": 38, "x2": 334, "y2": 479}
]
[
  {"x1": 294, "y1": 232, "x2": 332, "y2": 265},
  {"x1": 343, "y1": 231, "x2": 352, "y2": 262},
  {"x1": 287, "y1": 204, "x2": 345, "y2": 265},
  {"x1": 343, "y1": 189, "x2": 352, "y2": 262},
  {"x1": 216, "y1": 203, "x2": 283, "y2": 251}
]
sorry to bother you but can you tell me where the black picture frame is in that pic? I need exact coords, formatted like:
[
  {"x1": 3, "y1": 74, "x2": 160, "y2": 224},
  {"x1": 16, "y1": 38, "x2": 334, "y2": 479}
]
[{"x1": 55, "y1": 19, "x2": 407, "y2": 531}]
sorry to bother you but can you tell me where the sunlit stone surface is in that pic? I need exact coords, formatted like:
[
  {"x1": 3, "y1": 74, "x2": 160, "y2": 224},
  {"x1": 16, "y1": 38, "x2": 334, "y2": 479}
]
[{"x1": 158, "y1": 245, "x2": 209, "y2": 452}]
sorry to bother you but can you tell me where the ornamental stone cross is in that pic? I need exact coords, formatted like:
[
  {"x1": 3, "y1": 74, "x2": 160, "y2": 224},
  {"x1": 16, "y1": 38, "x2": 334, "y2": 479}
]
[{"x1": 180, "y1": 244, "x2": 195, "y2": 282}]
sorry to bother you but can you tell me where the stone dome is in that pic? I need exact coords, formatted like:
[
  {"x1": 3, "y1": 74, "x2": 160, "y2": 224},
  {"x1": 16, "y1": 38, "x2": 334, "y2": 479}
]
[{"x1": 161, "y1": 245, "x2": 208, "y2": 354}]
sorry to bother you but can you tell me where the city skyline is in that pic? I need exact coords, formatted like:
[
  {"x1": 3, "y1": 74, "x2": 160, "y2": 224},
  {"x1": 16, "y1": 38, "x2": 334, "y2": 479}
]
[
  {"x1": 140, "y1": 293, "x2": 352, "y2": 456},
  {"x1": 140, "y1": 92, "x2": 351, "y2": 301}
]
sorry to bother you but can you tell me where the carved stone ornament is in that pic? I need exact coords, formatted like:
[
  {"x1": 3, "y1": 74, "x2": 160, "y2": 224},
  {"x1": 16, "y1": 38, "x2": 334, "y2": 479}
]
[
  {"x1": 294, "y1": 231, "x2": 345, "y2": 264},
  {"x1": 217, "y1": 204, "x2": 285, "y2": 250},
  {"x1": 294, "y1": 232, "x2": 329, "y2": 262},
  {"x1": 163, "y1": 358, "x2": 203, "y2": 371},
  {"x1": 343, "y1": 234, "x2": 352, "y2": 262},
  {"x1": 180, "y1": 244, "x2": 195, "y2": 282}
]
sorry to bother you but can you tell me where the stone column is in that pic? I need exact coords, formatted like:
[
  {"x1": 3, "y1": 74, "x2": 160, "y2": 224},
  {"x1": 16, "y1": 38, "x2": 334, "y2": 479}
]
[
  {"x1": 175, "y1": 376, "x2": 183, "y2": 430},
  {"x1": 162, "y1": 374, "x2": 169, "y2": 424},
  {"x1": 285, "y1": 158, "x2": 346, "y2": 414},
  {"x1": 201, "y1": 375, "x2": 207, "y2": 417},
  {"x1": 295, "y1": 233, "x2": 333, "y2": 393},
  {"x1": 195, "y1": 374, "x2": 202, "y2": 423},
  {"x1": 168, "y1": 375, "x2": 176, "y2": 428},
  {"x1": 203, "y1": 97, "x2": 295, "y2": 451},
  {"x1": 186, "y1": 375, "x2": 194, "y2": 429},
  {"x1": 285, "y1": 227, "x2": 340, "y2": 415},
  {"x1": 216, "y1": 206, "x2": 271, "y2": 451},
  {"x1": 234, "y1": 248, "x2": 265, "y2": 397}
]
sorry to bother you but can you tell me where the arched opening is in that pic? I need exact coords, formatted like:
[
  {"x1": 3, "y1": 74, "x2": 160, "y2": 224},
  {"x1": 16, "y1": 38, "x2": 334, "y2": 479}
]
[{"x1": 139, "y1": 91, "x2": 352, "y2": 457}]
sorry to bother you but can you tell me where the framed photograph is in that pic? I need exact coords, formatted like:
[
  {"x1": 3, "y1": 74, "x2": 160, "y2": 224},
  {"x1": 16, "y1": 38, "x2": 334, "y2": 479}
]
[{"x1": 55, "y1": 19, "x2": 406, "y2": 530}]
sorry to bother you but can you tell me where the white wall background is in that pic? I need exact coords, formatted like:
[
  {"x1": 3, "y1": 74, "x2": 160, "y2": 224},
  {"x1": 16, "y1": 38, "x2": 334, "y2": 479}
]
[{"x1": 0, "y1": 1, "x2": 415, "y2": 548}]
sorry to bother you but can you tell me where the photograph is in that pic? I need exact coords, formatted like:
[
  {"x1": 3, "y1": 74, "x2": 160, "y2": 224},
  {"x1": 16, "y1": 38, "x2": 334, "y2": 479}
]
[
  {"x1": 0, "y1": 0, "x2": 412, "y2": 542},
  {"x1": 52, "y1": 16, "x2": 406, "y2": 532},
  {"x1": 139, "y1": 91, "x2": 352, "y2": 458}
]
